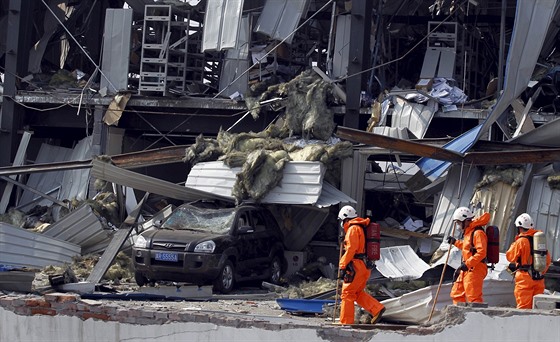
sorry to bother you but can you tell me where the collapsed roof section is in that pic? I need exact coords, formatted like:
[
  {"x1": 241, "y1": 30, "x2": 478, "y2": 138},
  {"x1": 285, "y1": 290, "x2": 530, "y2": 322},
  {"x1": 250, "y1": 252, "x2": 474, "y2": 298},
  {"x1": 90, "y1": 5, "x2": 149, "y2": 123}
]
[{"x1": 186, "y1": 160, "x2": 356, "y2": 207}]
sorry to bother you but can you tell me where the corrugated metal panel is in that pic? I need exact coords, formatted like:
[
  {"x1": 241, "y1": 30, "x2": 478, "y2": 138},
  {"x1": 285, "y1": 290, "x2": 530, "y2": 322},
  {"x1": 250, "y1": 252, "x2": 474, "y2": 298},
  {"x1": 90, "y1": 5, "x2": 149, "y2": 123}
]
[
  {"x1": 371, "y1": 126, "x2": 410, "y2": 139},
  {"x1": 416, "y1": 124, "x2": 481, "y2": 181},
  {"x1": 186, "y1": 160, "x2": 324, "y2": 204},
  {"x1": 186, "y1": 161, "x2": 355, "y2": 207},
  {"x1": 261, "y1": 162, "x2": 324, "y2": 204},
  {"x1": 316, "y1": 182, "x2": 356, "y2": 208},
  {"x1": 41, "y1": 205, "x2": 111, "y2": 255},
  {"x1": 202, "y1": 0, "x2": 244, "y2": 51},
  {"x1": 380, "y1": 278, "x2": 514, "y2": 324},
  {"x1": 0, "y1": 223, "x2": 80, "y2": 268},
  {"x1": 509, "y1": 117, "x2": 560, "y2": 147},
  {"x1": 375, "y1": 245, "x2": 431, "y2": 281},
  {"x1": 391, "y1": 98, "x2": 436, "y2": 139},
  {"x1": 381, "y1": 252, "x2": 514, "y2": 324},
  {"x1": 419, "y1": 0, "x2": 558, "y2": 180},
  {"x1": 332, "y1": 14, "x2": 350, "y2": 79},
  {"x1": 420, "y1": 49, "x2": 439, "y2": 78},
  {"x1": 186, "y1": 161, "x2": 356, "y2": 207},
  {"x1": 0, "y1": 131, "x2": 31, "y2": 214},
  {"x1": 429, "y1": 164, "x2": 481, "y2": 236},
  {"x1": 58, "y1": 136, "x2": 92, "y2": 202},
  {"x1": 528, "y1": 171, "x2": 560, "y2": 260},
  {"x1": 100, "y1": 9, "x2": 132, "y2": 94},
  {"x1": 471, "y1": 180, "x2": 520, "y2": 251},
  {"x1": 91, "y1": 159, "x2": 232, "y2": 203},
  {"x1": 254, "y1": 0, "x2": 309, "y2": 45},
  {"x1": 219, "y1": 15, "x2": 250, "y2": 95},
  {"x1": 18, "y1": 143, "x2": 73, "y2": 211},
  {"x1": 478, "y1": 0, "x2": 557, "y2": 138}
]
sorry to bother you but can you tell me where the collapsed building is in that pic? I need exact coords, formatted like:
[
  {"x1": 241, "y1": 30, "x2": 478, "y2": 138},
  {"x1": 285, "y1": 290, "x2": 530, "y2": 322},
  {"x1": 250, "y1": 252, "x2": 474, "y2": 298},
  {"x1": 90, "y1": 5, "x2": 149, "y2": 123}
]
[{"x1": 1, "y1": 0, "x2": 560, "y2": 339}]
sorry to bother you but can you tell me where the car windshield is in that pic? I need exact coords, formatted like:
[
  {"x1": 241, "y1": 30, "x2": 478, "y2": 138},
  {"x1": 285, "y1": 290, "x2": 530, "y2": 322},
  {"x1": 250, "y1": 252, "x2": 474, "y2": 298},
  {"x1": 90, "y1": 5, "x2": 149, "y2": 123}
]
[{"x1": 161, "y1": 205, "x2": 235, "y2": 234}]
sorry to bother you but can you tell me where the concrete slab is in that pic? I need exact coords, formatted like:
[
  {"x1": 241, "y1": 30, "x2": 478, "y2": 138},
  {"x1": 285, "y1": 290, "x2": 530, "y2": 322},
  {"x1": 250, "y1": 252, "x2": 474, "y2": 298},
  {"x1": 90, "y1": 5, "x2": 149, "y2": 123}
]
[{"x1": 137, "y1": 285, "x2": 213, "y2": 299}]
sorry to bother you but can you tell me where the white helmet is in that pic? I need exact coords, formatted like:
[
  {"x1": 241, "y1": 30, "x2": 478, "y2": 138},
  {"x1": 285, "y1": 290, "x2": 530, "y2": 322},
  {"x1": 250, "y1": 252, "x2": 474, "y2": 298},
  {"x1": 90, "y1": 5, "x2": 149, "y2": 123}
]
[
  {"x1": 452, "y1": 207, "x2": 474, "y2": 222},
  {"x1": 338, "y1": 205, "x2": 358, "y2": 220},
  {"x1": 515, "y1": 213, "x2": 533, "y2": 229}
]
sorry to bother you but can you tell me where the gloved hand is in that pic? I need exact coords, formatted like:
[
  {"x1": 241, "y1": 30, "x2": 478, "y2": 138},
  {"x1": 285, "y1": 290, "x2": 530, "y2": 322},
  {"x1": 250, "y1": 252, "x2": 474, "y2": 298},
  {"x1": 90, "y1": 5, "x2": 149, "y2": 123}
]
[
  {"x1": 459, "y1": 263, "x2": 468, "y2": 272},
  {"x1": 508, "y1": 263, "x2": 517, "y2": 273},
  {"x1": 452, "y1": 268, "x2": 460, "y2": 283},
  {"x1": 338, "y1": 268, "x2": 346, "y2": 280},
  {"x1": 447, "y1": 236, "x2": 457, "y2": 245}
]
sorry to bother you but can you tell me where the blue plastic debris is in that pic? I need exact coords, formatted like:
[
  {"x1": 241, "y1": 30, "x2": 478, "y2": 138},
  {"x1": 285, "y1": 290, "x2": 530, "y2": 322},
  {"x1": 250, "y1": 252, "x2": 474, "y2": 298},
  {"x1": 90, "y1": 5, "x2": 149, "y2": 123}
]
[{"x1": 276, "y1": 298, "x2": 336, "y2": 314}]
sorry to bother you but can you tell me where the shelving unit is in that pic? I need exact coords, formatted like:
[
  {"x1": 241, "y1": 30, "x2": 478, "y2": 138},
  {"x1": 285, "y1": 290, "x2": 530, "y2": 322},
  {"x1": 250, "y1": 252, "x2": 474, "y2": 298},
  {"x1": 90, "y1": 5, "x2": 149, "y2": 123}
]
[{"x1": 138, "y1": 5, "x2": 189, "y2": 96}]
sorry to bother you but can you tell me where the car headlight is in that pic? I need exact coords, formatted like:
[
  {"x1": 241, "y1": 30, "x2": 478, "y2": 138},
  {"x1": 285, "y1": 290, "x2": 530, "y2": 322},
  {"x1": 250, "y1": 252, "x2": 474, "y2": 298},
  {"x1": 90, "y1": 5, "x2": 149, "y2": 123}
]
[
  {"x1": 194, "y1": 240, "x2": 215, "y2": 253},
  {"x1": 134, "y1": 235, "x2": 148, "y2": 248}
]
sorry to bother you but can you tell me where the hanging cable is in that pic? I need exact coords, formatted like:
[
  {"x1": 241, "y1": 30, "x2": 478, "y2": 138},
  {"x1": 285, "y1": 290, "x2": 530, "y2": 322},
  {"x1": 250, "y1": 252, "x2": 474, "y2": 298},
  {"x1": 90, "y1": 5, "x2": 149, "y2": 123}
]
[
  {"x1": 335, "y1": 0, "x2": 470, "y2": 84},
  {"x1": 213, "y1": 0, "x2": 335, "y2": 99},
  {"x1": 40, "y1": 0, "x2": 117, "y2": 91}
]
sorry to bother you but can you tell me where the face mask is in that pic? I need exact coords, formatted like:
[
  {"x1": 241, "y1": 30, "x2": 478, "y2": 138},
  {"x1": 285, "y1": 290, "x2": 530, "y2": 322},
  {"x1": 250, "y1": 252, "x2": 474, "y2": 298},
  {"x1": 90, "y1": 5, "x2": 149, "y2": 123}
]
[{"x1": 454, "y1": 221, "x2": 462, "y2": 232}]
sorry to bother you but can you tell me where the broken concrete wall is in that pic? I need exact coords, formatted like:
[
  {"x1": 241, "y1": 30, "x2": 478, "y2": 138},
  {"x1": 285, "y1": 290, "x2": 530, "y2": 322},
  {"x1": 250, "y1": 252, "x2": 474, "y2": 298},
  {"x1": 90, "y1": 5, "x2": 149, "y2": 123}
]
[{"x1": 1, "y1": 293, "x2": 559, "y2": 341}]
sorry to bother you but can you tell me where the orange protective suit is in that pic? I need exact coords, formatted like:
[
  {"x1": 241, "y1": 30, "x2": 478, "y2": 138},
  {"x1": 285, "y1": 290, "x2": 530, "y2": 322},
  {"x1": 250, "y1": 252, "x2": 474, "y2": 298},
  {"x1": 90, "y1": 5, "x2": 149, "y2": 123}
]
[
  {"x1": 505, "y1": 229, "x2": 552, "y2": 309},
  {"x1": 338, "y1": 217, "x2": 384, "y2": 324},
  {"x1": 450, "y1": 212, "x2": 490, "y2": 304}
]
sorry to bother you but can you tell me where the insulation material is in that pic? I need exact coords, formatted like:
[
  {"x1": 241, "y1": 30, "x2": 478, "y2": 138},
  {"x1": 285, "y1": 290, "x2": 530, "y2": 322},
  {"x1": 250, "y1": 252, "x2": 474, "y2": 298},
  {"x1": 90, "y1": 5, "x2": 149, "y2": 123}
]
[
  {"x1": 232, "y1": 149, "x2": 289, "y2": 202},
  {"x1": 471, "y1": 166, "x2": 525, "y2": 250},
  {"x1": 184, "y1": 127, "x2": 353, "y2": 202},
  {"x1": 245, "y1": 70, "x2": 336, "y2": 141},
  {"x1": 32, "y1": 252, "x2": 135, "y2": 289}
]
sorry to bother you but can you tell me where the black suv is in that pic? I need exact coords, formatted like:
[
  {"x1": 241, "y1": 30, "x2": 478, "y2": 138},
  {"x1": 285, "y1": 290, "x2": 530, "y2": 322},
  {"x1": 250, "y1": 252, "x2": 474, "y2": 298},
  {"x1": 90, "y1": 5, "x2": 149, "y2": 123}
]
[{"x1": 132, "y1": 202, "x2": 285, "y2": 293}]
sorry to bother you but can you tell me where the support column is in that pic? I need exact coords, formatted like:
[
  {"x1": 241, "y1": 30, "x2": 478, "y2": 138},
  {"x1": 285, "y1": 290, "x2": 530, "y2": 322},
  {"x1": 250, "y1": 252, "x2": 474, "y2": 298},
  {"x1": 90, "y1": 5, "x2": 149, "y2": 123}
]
[
  {"x1": 88, "y1": 107, "x2": 107, "y2": 198},
  {"x1": 344, "y1": 0, "x2": 372, "y2": 129},
  {"x1": 1, "y1": 0, "x2": 33, "y2": 167}
]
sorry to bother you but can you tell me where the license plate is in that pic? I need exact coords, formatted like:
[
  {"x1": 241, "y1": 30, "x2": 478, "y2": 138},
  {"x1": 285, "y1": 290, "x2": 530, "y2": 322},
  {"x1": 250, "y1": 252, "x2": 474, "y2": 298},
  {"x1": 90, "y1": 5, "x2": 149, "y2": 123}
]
[{"x1": 155, "y1": 252, "x2": 178, "y2": 262}]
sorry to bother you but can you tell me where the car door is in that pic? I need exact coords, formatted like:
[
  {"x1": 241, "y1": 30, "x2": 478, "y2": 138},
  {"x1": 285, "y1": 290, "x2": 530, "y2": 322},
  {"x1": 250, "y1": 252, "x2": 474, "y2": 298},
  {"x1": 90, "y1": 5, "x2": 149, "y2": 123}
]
[
  {"x1": 249, "y1": 209, "x2": 277, "y2": 270},
  {"x1": 234, "y1": 209, "x2": 259, "y2": 276}
]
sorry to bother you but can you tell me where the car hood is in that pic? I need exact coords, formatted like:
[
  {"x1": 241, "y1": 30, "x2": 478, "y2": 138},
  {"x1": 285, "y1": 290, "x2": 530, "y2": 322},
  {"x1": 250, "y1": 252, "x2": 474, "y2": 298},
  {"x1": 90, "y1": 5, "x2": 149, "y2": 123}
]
[
  {"x1": 140, "y1": 228, "x2": 230, "y2": 252},
  {"x1": 143, "y1": 228, "x2": 223, "y2": 243}
]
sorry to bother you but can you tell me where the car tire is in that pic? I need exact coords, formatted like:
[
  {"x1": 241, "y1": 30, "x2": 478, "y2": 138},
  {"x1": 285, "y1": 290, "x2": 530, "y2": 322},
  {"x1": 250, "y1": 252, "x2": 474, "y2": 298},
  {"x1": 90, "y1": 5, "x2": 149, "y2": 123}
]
[
  {"x1": 269, "y1": 255, "x2": 283, "y2": 284},
  {"x1": 135, "y1": 271, "x2": 148, "y2": 287},
  {"x1": 214, "y1": 260, "x2": 235, "y2": 294}
]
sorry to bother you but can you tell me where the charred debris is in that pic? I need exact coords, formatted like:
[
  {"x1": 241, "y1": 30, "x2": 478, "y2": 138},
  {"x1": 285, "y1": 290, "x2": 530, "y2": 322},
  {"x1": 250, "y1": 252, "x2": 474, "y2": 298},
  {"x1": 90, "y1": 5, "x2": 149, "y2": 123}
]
[{"x1": 1, "y1": 0, "x2": 560, "y2": 321}]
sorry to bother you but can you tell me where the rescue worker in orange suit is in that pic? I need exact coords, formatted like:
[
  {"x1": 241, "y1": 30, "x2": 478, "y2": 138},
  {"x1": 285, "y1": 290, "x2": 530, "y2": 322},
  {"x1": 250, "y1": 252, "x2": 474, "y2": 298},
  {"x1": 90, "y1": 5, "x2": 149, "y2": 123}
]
[
  {"x1": 337, "y1": 205, "x2": 385, "y2": 325},
  {"x1": 506, "y1": 213, "x2": 552, "y2": 309},
  {"x1": 447, "y1": 207, "x2": 491, "y2": 304}
]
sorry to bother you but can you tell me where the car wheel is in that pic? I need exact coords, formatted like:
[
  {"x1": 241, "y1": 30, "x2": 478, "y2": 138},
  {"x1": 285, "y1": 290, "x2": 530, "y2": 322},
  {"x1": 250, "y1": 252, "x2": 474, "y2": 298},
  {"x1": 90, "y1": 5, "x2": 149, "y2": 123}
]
[
  {"x1": 214, "y1": 260, "x2": 235, "y2": 294},
  {"x1": 269, "y1": 255, "x2": 283, "y2": 284},
  {"x1": 134, "y1": 271, "x2": 148, "y2": 287}
]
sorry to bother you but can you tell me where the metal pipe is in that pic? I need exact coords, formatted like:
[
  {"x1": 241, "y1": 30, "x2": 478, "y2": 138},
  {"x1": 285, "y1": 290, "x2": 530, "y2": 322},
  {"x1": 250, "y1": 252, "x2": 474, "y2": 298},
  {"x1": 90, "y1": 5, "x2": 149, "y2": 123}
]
[{"x1": 497, "y1": 0, "x2": 507, "y2": 94}]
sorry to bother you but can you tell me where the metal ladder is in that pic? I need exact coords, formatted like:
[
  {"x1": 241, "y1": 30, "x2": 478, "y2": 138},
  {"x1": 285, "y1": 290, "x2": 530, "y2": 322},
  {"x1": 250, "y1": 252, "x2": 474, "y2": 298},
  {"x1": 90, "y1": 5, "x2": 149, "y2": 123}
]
[{"x1": 138, "y1": 5, "x2": 189, "y2": 96}]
